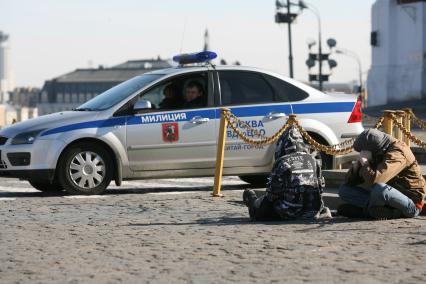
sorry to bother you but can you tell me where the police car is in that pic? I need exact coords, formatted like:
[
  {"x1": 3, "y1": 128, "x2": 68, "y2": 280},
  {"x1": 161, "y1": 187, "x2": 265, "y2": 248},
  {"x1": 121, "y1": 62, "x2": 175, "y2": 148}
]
[{"x1": 0, "y1": 51, "x2": 363, "y2": 194}]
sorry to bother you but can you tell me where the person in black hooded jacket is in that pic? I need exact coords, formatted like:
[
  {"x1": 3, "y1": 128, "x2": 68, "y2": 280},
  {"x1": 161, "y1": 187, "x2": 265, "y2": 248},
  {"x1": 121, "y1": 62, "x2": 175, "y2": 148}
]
[{"x1": 243, "y1": 126, "x2": 330, "y2": 221}]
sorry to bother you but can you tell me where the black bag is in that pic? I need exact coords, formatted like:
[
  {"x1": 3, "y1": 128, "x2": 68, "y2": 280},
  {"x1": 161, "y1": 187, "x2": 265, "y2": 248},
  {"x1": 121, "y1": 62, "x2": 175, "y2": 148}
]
[{"x1": 266, "y1": 126, "x2": 326, "y2": 219}]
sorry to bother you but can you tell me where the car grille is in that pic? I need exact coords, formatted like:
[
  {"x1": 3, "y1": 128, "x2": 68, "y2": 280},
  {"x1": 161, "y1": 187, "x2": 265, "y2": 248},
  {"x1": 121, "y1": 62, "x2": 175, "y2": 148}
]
[{"x1": 0, "y1": 136, "x2": 8, "y2": 145}]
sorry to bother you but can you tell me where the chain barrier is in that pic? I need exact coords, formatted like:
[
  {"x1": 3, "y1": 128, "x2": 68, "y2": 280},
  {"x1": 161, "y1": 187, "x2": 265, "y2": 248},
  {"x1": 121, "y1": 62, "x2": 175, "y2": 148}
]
[
  {"x1": 390, "y1": 114, "x2": 426, "y2": 149},
  {"x1": 373, "y1": 116, "x2": 384, "y2": 130},
  {"x1": 224, "y1": 111, "x2": 290, "y2": 146},
  {"x1": 407, "y1": 110, "x2": 426, "y2": 131},
  {"x1": 292, "y1": 119, "x2": 355, "y2": 155},
  {"x1": 224, "y1": 110, "x2": 388, "y2": 156},
  {"x1": 225, "y1": 112, "x2": 357, "y2": 156}
]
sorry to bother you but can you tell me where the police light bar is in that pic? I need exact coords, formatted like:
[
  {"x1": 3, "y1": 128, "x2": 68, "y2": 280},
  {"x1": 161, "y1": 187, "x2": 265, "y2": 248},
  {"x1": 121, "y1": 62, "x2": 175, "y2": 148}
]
[{"x1": 172, "y1": 51, "x2": 217, "y2": 65}]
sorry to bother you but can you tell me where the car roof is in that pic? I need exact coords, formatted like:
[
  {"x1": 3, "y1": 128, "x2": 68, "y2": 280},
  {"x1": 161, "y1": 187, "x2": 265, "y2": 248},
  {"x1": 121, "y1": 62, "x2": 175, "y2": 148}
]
[
  {"x1": 144, "y1": 64, "x2": 329, "y2": 101},
  {"x1": 145, "y1": 65, "x2": 275, "y2": 76}
]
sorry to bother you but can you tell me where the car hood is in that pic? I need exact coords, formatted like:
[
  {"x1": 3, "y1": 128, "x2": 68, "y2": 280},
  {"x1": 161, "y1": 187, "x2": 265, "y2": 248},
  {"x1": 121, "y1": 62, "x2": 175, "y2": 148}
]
[{"x1": 0, "y1": 111, "x2": 101, "y2": 138}]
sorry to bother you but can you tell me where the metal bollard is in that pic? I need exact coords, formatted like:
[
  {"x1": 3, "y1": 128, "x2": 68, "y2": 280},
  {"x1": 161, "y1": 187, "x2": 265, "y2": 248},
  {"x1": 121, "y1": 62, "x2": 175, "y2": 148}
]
[
  {"x1": 212, "y1": 108, "x2": 229, "y2": 197},
  {"x1": 383, "y1": 110, "x2": 394, "y2": 137},
  {"x1": 403, "y1": 108, "x2": 412, "y2": 147},
  {"x1": 395, "y1": 110, "x2": 405, "y2": 141}
]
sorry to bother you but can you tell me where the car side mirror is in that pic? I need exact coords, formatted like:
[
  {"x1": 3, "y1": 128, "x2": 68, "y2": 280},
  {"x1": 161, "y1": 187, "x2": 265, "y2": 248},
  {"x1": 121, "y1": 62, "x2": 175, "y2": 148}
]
[{"x1": 133, "y1": 100, "x2": 152, "y2": 113}]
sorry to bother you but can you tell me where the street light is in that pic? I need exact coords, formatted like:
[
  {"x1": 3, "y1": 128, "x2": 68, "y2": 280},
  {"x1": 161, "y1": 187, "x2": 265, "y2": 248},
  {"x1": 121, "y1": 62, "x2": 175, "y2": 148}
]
[
  {"x1": 299, "y1": 1, "x2": 325, "y2": 90},
  {"x1": 335, "y1": 48, "x2": 363, "y2": 95},
  {"x1": 275, "y1": 0, "x2": 305, "y2": 78}
]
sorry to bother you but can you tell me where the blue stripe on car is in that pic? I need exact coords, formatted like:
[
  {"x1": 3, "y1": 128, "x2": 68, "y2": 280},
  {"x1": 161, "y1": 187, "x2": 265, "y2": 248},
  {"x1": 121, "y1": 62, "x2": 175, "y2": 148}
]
[
  {"x1": 41, "y1": 101, "x2": 354, "y2": 136},
  {"x1": 41, "y1": 117, "x2": 127, "y2": 136}
]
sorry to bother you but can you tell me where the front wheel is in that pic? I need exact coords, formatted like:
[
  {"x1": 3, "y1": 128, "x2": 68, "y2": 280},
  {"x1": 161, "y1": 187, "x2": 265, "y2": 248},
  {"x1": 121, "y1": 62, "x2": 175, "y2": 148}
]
[{"x1": 58, "y1": 143, "x2": 113, "y2": 195}]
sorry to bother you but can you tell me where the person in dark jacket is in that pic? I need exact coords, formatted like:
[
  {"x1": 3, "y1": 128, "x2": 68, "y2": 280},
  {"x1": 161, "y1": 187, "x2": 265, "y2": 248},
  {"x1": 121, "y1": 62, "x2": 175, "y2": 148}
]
[
  {"x1": 338, "y1": 129, "x2": 426, "y2": 219},
  {"x1": 159, "y1": 83, "x2": 181, "y2": 109},
  {"x1": 183, "y1": 81, "x2": 206, "y2": 108},
  {"x1": 243, "y1": 126, "x2": 330, "y2": 221}
]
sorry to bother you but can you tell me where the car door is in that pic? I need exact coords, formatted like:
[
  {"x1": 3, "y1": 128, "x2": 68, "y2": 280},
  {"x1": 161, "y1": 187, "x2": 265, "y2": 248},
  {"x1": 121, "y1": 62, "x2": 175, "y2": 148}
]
[
  {"x1": 126, "y1": 70, "x2": 217, "y2": 171},
  {"x1": 216, "y1": 70, "x2": 293, "y2": 168}
]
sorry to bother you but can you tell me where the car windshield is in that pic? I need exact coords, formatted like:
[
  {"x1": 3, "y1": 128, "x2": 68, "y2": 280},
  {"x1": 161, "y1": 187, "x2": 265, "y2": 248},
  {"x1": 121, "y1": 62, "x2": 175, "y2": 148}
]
[{"x1": 75, "y1": 74, "x2": 162, "y2": 111}]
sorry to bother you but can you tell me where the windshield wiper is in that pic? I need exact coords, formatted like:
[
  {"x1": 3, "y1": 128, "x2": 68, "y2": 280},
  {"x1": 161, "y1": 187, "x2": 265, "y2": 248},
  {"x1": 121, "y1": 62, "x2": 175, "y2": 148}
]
[{"x1": 73, "y1": 107, "x2": 96, "y2": 111}]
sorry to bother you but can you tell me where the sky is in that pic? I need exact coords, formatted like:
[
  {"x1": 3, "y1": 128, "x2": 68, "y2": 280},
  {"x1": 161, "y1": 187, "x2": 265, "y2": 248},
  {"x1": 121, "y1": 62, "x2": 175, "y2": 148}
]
[{"x1": 0, "y1": 0, "x2": 375, "y2": 87}]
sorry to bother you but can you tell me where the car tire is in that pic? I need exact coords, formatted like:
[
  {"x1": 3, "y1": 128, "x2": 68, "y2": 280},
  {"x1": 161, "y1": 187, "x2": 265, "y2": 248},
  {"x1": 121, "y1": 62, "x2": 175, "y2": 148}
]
[
  {"x1": 28, "y1": 181, "x2": 63, "y2": 192},
  {"x1": 239, "y1": 175, "x2": 268, "y2": 186},
  {"x1": 58, "y1": 143, "x2": 113, "y2": 195}
]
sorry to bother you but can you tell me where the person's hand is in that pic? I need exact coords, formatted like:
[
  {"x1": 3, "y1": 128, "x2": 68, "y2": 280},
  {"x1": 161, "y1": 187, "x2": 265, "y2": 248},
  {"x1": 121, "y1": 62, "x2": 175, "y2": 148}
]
[
  {"x1": 359, "y1": 150, "x2": 372, "y2": 160},
  {"x1": 359, "y1": 157, "x2": 369, "y2": 166},
  {"x1": 358, "y1": 150, "x2": 372, "y2": 166}
]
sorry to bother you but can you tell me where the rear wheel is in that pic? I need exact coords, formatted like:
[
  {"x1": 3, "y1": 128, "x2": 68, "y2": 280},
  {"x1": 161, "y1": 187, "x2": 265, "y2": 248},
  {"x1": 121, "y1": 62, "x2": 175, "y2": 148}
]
[
  {"x1": 239, "y1": 175, "x2": 268, "y2": 186},
  {"x1": 28, "y1": 181, "x2": 63, "y2": 192},
  {"x1": 58, "y1": 143, "x2": 113, "y2": 195}
]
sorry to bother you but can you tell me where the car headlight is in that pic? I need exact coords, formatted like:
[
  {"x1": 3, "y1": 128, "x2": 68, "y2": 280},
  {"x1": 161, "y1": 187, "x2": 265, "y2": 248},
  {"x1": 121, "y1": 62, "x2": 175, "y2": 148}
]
[{"x1": 11, "y1": 129, "x2": 46, "y2": 145}]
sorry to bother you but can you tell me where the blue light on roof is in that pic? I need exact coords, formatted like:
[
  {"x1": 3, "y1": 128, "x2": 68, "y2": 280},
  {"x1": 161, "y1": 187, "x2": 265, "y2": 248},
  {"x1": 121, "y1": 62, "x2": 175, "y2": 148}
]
[{"x1": 172, "y1": 51, "x2": 217, "y2": 65}]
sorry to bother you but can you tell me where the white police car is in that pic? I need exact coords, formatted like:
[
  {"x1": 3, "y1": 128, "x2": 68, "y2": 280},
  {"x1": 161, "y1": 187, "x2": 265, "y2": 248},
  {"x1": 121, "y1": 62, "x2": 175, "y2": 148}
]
[{"x1": 0, "y1": 51, "x2": 363, "y2": 194}]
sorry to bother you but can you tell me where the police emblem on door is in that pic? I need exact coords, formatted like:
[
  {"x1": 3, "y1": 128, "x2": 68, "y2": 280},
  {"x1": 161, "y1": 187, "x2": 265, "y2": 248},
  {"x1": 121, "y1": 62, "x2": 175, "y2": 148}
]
[{"x1": 162, "y1": 123, "x2": 179, "y2": 142}]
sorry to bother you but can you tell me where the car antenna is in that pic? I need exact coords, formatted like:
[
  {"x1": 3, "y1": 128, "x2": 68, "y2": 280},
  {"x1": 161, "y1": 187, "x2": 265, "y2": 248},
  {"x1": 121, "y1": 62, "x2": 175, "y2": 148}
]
[{"x1": 179, "y1": 16, "x2": 188, "y2": 54}]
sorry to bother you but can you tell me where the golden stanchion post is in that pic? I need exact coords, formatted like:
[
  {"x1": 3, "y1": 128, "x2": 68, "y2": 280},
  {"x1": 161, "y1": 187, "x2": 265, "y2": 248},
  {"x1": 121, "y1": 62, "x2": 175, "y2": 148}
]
[
  {"x1": 403, "y1": 108, "x2": 412, "y2": 147},
  {"x1": 383, "y1": 110, "x2": 394, "y2": 137},
  {"x1": 395, "y1": 110, "x2": 405, "y2": 141},
  {"x1": 212, "y1": 108, "x2": 229, "y2": 197}
]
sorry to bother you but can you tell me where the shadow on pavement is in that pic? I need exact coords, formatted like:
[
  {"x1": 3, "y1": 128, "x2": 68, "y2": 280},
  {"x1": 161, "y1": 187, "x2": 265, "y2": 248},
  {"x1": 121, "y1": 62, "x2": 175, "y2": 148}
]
[
  {"x1": 408, "y1": 239, "x2": 426, "y2": 245},
  {"x1": 127, "y1": 216, "x2": 250, "y2": 227},
  {"x1": 127, "y1": 215, "x2": 360, "y2": 227},
  {"x1": 0, "y1": 183, "x2": 259, "y2": 198},
  {"x1": 229, "y1": 190, "x2": 344, "y2": 211}
]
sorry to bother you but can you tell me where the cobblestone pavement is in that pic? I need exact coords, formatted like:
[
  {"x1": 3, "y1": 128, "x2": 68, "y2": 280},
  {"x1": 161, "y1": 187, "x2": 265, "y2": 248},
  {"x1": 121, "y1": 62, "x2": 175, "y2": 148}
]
[{"x1": 1, "y1": 177, "x2": 426, "y2": 284}]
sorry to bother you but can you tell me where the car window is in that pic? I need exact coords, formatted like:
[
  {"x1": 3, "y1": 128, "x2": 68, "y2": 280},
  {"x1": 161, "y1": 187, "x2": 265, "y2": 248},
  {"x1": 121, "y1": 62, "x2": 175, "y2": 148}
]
[
  {"x1": 263, "y1": 74, "x2": 309, "y2": 102},
  {"x1": 218, "y1": 71, "x2": 274, "y2": 105},
  {"x1": 76, "y1": 74, "x2": 162, "y2": 111},
  {"x1": 134, "y1": 72, "x2": 209, "y2": 111}
]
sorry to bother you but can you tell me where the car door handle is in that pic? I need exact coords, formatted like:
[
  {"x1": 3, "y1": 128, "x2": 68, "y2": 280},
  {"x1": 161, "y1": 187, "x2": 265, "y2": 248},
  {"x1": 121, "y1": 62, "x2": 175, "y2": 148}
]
[
  {"x1": 190, "y1": 116, "x2": 210, "y2": 124},
  {"x1": 265, "y1": 112, "x2": 286, "y2": 120}
]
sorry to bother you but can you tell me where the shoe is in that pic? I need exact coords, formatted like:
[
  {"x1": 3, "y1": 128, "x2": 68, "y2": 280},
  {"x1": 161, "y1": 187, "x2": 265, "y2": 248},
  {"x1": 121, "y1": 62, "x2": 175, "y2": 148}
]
[
  {"x1": 368, "y1": 206, "x2": 402, "y2": 220},
  {"x1": 243, "y1": 189, "x2": 257, "y2": 208},
  {"x1": 337, "y1": 204, "x2": 369, "y2": 218},
  {"x1": 243, "y1": 189, "x2": 258, "y2": 221}
]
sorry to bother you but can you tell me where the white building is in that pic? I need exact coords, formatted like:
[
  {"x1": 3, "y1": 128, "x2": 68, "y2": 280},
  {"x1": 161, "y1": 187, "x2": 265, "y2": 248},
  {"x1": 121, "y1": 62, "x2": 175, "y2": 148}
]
[
  {"x1": 367, "y1": 0, "x2": 426, "y2": 107},
  {"x1": 0, "y1": 31, "x2": 13, "y2": 103},
  {"x1": 0, "y1": 103, "x2": 17, "y2": 126}
]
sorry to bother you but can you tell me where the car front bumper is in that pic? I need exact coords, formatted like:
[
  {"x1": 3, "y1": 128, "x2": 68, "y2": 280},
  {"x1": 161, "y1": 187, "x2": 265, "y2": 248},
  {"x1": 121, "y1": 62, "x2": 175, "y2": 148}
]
[{"x1": 0, "y1": 138, "x2": 65, "y2": 182}]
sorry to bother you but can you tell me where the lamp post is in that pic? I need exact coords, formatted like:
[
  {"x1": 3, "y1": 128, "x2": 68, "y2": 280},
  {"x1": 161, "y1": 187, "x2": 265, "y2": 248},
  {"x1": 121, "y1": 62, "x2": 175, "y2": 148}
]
[
  {"x1": 286, "y1": 0, "x2": 294, "y2": 78},
  {"x1": 335, "y1": 48, "x2": 363, "y2": 95},
  {"x1": 275, "y1": 0, "x2": 302, "y2": 78},
  {"x1": 299, "y1": 1, "x2": 324, "y2": 90}
]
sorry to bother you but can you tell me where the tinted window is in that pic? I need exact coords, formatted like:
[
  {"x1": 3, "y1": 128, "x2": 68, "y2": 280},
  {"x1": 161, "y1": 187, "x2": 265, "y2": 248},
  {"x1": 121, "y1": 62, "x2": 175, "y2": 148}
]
[
  {"x1": 219, "y1": 71, "x2": 274, "y2": 105},
  {"x1": 76, "y1": 74, "x2": 161, "y2": 111},
  {"x1": 264, "y1": 75, "x2": 309, "y2": 102},
  {"x1": 135, "y1": 72, "x2": 209, "y2": 110}
]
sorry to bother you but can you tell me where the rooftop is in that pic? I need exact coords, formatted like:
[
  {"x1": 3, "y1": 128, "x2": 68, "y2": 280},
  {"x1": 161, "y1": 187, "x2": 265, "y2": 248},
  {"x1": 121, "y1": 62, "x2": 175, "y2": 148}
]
[{"x1": 53, "y1": 58, "x2": 173, "y2": 83}]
